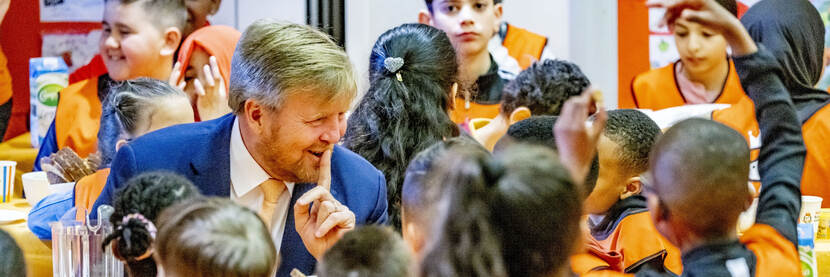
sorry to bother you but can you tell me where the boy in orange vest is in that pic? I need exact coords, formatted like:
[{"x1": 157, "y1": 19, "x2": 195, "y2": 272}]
[
  {"x1": 585, "y1": 109, "x2": 682, "y2": 275},
  {"x1": 629, "y1": 0, "x2": 745, "y2": 110},
  {"x1": 34, "y1": 0, "x2": 187, "y2": 171},
  {"x1": 69, "y1": 0, "x2": 220, "y2": 84},
  {"x1": 471, "y1": 59, "x2": 590, "y2": 151},
  {"x1": 640, "y1": 0, "x2": 803, "y2": 275},
  {"x1": 418, "y1": 0, "x2": 519, "y2": 124}
]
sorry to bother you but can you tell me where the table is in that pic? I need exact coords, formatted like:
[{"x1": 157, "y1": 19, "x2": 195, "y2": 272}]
[
  {"x1": 0, "y1": 199, "x2": 52, "y2": 277},
  {"x1": 0, "y1": 133, "x2": 38, "y2": 198}
]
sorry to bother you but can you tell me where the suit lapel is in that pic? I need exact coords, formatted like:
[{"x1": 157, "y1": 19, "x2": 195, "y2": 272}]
[{"x1": 188, "y1": 114, "x2": 235, "y2": 197}]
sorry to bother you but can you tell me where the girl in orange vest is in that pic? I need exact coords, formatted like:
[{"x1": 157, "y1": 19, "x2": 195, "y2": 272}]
[
  {"x1": 629, "y1": 0, "x2": 746, "y2": 111},
  {"x1": 713, "y1": 0, "x2": 830, "y2": 206}
]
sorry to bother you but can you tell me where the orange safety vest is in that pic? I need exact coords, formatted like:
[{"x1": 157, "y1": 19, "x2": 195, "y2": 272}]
[
  {"x1": 629, "y1": 60, "x2": 746, "y2": 110},
  {"x1": 711, "y1": 96, "x2": 762, "y2": 194},
  {"x1": 502, "y1": 24, "x2": 548, "y2": 70},
  {"x1": 55, "y1": 77, "x2": 101, "y2": 158},
  {"x1": 714, "y1": 98, "x2": 830, "y2": 205},
  {"x1": 595, "y1": 211, "x2": 683, "y2": 274},
  {"x1": 0, "y1": 46, "x2": 11, "y2": 105},
  {"x1": 74, "y1": 168, "x2": 111, "y2": 221},
  {"x1": 450, "y1": 98, "x2": 502, "y2": 124},
  {"x1": 740, "y1": 224, "x2": 801, "y2": 277}
]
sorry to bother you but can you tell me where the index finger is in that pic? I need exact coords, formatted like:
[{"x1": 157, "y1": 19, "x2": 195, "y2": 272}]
[
  {"x1": 297, "y1": 186, "x2": 337, "y2": 206},
  {"x1": 317, "y1": 146, "x2": 333, "y2": 190}
]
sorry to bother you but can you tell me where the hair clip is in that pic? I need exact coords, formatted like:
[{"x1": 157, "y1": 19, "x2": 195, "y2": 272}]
[
  {"x1": 123, "y1": 213, "x2": 158, "y2": 239},
  {"x1": 384, "y1": 57, "x2": 405, "y2": 82}
]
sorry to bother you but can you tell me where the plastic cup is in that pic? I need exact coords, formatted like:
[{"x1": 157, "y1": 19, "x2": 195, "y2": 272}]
[
  {"x1": 801, "y1": 196, "x2": 824, "y2": 236},
  {"x1": 22, "y1": 172, "x2": 51, "y2": 206},
  {"x1": 0, "y1": 161, "x2": 16, "y2": 203}
]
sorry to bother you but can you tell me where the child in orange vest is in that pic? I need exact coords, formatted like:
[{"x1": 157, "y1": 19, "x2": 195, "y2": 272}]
[
  {"x1": 712, "y1": 0, "x2": 830, "y2": 207},
  {"x1": 471, "y1": 59, "x2": 590, "y2": 151},
  {"x1": 629, "y1": 0, "x2": 746, "y2": 110},
  {"x1": 639, "y1": 0, "x2": 803, "y2": 275},
  {"x1": 418, "y1": 0, "x2": 518, "y2": 124},
  {"x1": 69, "y1": 0, "x2": 221, "y2": 84},
  {"x1": 585, "y1": 109, "x2": 682, "y2": 275},
  {"x1": 34, "y1": 0, "x2": 187, "y2": 171}
]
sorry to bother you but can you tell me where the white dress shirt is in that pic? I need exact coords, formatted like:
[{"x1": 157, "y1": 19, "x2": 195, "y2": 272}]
[{"x1": 229, "y1": 119, "x2": 295, "y2": 253}]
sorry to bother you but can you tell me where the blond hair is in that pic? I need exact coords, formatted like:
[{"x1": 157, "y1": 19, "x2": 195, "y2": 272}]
[{"x1": 228, "y1": 19, "x2": 357, "y2": 113}]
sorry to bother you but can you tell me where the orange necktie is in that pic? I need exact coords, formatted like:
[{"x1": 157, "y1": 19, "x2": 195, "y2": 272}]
[{"x1": 259, "y1": 178, "x2": 286, "y2": 229}]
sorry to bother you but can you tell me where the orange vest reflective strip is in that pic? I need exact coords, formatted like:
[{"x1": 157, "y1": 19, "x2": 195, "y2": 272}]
[
  {"x1": 74, "y1": 168, "x2": 111, "y2": 221},
  {"x1": 596, "y1": 211, "x2": 683, "y2": 274},
  {"x1": 714, "y1": 99, "x2": 830, "y2": 204},
  {"x1": 502, "y1": 24, "x2": 547, "y2": 70},
  {"x1": 740, "y1": 224, "x2": 801, "y2": 277},
  {"x1": 55, "y1": 78, "x2": 101, "y2": 158},
  {"x1": 449, "y1": 97, "x2": 501, "y2": 124},
  {"x1": 0, "y1": 47, "x2": 11, "y2": 104},
  {"x1": 630, "y1": 60, "x2": 746, "y2": 110}
]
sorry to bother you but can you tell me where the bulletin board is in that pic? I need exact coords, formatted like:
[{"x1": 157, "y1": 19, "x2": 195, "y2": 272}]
[{"x1": 1, "y1": 0, "x2": 103, "y2": 140}]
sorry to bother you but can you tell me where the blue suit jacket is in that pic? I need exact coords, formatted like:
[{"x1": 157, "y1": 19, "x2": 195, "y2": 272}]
[{"x1": 91, "y1": 114, "x2": 388, "y2": 276}]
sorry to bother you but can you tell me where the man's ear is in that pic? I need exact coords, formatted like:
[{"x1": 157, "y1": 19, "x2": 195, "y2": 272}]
[
  {"x1": 243, "y1": 99, "x2": 266, "y2": 135},
  {"x1": 620, "y1": 177, "x2": 642, "y2": 199},
  {"x1": 418, "y1": 9, "x2": 434, "y2": 25},
  {"x1": 160, "y1": 27, "x2": 183, "y2": 57},
  {"x1": 508, "y1": 107, "x2": 531, "y2": 124}
]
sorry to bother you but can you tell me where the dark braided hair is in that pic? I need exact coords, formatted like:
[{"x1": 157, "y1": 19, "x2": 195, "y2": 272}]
[
  {"x1": 102, "y1": 171, "x2": 200, "y2": 277},
  {"x1": 343, "y1": 23, "x2": 459, "y2": 230}
]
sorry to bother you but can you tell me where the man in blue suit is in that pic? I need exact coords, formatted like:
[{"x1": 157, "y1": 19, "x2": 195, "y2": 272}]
[{"x1": 92, "y1": 19, "x2": 388, "y2": 276}]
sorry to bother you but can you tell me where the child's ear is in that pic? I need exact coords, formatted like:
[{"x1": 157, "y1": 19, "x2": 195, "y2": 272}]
[
  {"x1": 116, "y1": 139, "x2": 129, "y2": 151},
  {"x1": 449, "y1": 82, "x2": 458, "y2": 110},
  {"x1": 418, "y1": 10, "x2": 433, "y2": 25},
  {"x1": 160, "y1": 27, "x2": 183, "y2": 57},
  {"x1": 209, "y1": 0, "x2": 221, "y2": 15},
  {"x1": 508, "y1": 107, "x2": 531, "y2": 124},
  {"x1": 492, "y1": 3, "x2": 504, "y2": 33},
  {"x1": 403, "y1": 222, "x2": 424, "y2": 255},
  {"x1": 620, "y1": 177, "x2": 642, "y2": 199}
]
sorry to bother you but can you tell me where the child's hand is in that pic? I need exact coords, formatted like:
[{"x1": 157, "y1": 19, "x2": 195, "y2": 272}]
[
  {"x1": 293, "y1": 147, "x2": 355, "y2": 260},
  {"x1": 0, "y1": 0, "x2": 9, "y2": 25},
  {"x1": 646, "y1": 0, "x2": 758, "y2": 56},
  {"x1": 554, "y1": 87, "x2": 607, "y2": 185},
  {"x1": 168, "y1": 62, "x2": 186, "y2": 90},
  {"x1": 195, "y1": 56, "x2": 232, "y2": 120}
]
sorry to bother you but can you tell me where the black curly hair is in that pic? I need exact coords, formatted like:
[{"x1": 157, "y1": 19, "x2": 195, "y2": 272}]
[
  {"x1": 500, "y1": 59, "x2": 590, "y2": 117},
  {"x1": 343, "y1": 23, "x2": 459, "y2": 231},
  {"x1": 603, "y1": 109, "x2": 662, "y2": 176},
  {"x1": 101, "y1": 171, "x2": 201, "y2": 277},
  {"x1": 495, "y1": 115, "x2": 599, "y2": 197},
  {"x1": 0, "y1": 229, "x2": 25, "y2": 276}
]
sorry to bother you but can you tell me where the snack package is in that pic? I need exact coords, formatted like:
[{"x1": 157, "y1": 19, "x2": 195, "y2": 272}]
[
  {"x1": 799, "y1": 223, "x2": 818, "y2": 277},
  {"x1": 29, "y1": 57, "x2": 68, "y2": 148}
]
